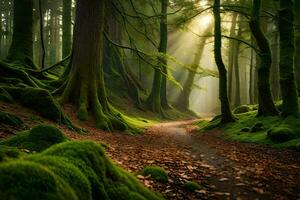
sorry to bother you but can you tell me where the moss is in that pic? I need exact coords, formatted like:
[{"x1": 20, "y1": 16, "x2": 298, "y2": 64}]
[
  {"x1": 42, "y1": 141, "x2": 162, "y2": 200},
  {"x1": 25, "y1": 155, "x2": 92, "y2": 200},
  {"x1": 0, "y1": 124, "x2": 67, "y2": 152},
  {"x1": 0, "y1": 110, "x2": 23, "y2": 127},
  {"x1": 0, "y1": 87, "x2": 14, "y2": 103},
  {"x1": 267, "y1": 127, "x2": 296, "y2": 142},
  {"x1": 200, "y1": 110, "x2": 300, "y2": 149},
  {"x1": 233, "y1": 105, "x2": 251, "y2": 114},
  {"x1": 183, "y1": 181, "x2": 202, "y2": 192},
  {"x1": 0, "y1": 161, "x2": 77, "y2": 200},
  {"x1": 140, "y1": 166, "x2": 168, "y2": 183},
  {"x1": 0, "y1": 145, "x2": 20, "y2": 162}
]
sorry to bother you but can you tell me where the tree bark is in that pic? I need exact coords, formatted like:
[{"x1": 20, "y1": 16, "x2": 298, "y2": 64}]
[
  {"x1": 61, "y1": 0, "x2": 127, "y2": 130},
  {"x1": 249, "y1": 0, "x2": 278, "y2": 116},
  {"x1": 213, "y1": 0, "x2": 235, "y2": 123},
  {"x1": 279, "y1": 0, "x2": 299, "y2": 117},
  {"x1": 7, "y1": 0, "x2": 35, "y2": 68},
  {"x1": 62, "y1": 0, "x2": 72, "y2": 58}
]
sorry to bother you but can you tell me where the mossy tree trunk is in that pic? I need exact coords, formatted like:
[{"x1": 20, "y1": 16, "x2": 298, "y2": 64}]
[
  {"x1": 176, "y1": 22, "x2": 213, "y2": 111},
  {"x1": 147, "y1": 0, "x2": 168, "y2": 113},
  {"x1": 294, "y1": 0, "x2": 300, "y2": 96},
  {"x1": 249, "y1": 0, "x2": 278, "y2": 116},
  {"x1": 61, "y1": 0, "x2": 126, "y2": 130},
  {"x1": 6, "y1": 0, "x2": 35, "y2": 68},
  {"x1": 279, "y1": 0, "x2": 299, "y2": 117},
  {"x1": 62, "y1": 0, "x2": 72, "y2": 58},
  {"x1": 213, "y1": 0, "x2": 235, "y2": 123}
]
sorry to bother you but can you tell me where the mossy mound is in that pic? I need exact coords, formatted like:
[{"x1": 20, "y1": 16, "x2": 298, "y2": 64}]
[
  {"x1": 0, "y1": 124, "x2": 67, "y2": 152},
  {"x1": 0, "y1": 161, "x2": 77, "y2": 200},
  {"x1": 26, "y1": 155, "x2": 92, "y2": 200},
  {"x1": 140, "y1": 166, "x2": 168, "y2": 183},
  {"x1": 267, "y1": 128, "x2": 296, "y2": 142},
  {"x1": 42, "y1": 141, "x2": 162, "y2": 200},
  {"x1": 0, "y1": 110, "x2": 23, "y2": 127},
  {"x1": 233, "y1": 105, "x2": 251, "y2": 114},
  {"x1": 0, "y1": 146, "x2": 20, "y2": 162},
  {"x1": 183, "y1": 181, "x2": 201, "y2": 192}
]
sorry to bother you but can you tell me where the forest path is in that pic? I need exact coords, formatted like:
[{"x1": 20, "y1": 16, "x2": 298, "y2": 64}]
[{"x1": 67, "y1": 119, "x2": 300, "y2": 200}]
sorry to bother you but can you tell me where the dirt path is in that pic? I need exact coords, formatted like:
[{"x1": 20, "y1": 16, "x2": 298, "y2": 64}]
[{"x1": 65, "y1": 119, "x2": 300, "y2": 200}]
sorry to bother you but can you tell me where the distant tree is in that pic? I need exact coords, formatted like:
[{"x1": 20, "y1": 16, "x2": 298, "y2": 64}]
[
  {"x1": 62, "y1": 0, "x2": 72, "y2": 58},
  {"x1": 213, "y1": 0, "x2": 235, "y2": 123},
  {"x1": 278, "y1": 0, "x2": 299, "y2": 117}
]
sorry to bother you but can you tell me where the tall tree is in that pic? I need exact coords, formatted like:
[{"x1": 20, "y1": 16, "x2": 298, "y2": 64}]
[
  {"x1": 6, "y1": 0, "x2": 35, "y2": 68},
  {"x1": 61, "y1": 0, "x2": 127, "y2": 130},
  {"x1": 176, "y1": 22, "x2": 213, "y2": 112},
  {"x1": 213, "y1": 0, "x2": 235, "y2": 123},
  {"x1": 249, "y1": 0, "x2": 278, "y2": 116},
  {"x1": 278, "y1": 0, "x2": 299, "y2": 116},
  {"x1": 62, "y1": 0, "x2": 72, "y2": 58},
  {"x1": 146, "y1": 0, "x2": 169, "y2": 113},
  {"x1": 294, "y1": 0, "x2": 300, "y2": 97}
]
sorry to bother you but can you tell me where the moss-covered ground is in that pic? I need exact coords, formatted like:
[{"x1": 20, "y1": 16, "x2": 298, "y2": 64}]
[{"x1": 198, "y1": 104, "x2": 300, "y2": 150}]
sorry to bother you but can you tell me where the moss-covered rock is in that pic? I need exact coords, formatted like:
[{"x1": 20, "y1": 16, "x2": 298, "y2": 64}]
[
  {"x1": 0, "y1": 110, "x2": 23, "y2": 127},
  {"x1": 183, "y1": 181, "x2": 201, "y2": 192},
  {"x1": 42, "y1": 141, "x2": 162, "y2": 200},
  {"x1": 140, "y1": 166, "x2": 168, "y2": 183},
  {"x1": 241, "y1": 127, "x2": 251, "y2": 132},
  {"x1": 251, "y1": 122, "x2": 264, "y2": 133},
  {"x1": 233, "y1": 105, "x2": 251, "y2": 114},
  {"x1": 267, "y1": 127, "x2": 296, "y2": 142},
  {"x1": 0, "y1": 124, "x2": 67, "y2": 152},
  {"x1": 0, "y1": 161, "x2": 77, "y2": 200},
  {"x1": 26, "y1": 155, "x2": 92, "y2": 200}
]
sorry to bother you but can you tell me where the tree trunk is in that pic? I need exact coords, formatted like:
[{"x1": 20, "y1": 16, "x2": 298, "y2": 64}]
[
  {"x1": 294, "y1": 0, "x2": 300, "y2": 96},
  {"x1": 61, "y1": 0, "x2": 127, "y2": 131},
  {"x1": 176, "y1": 23, "x2": 213, "y2": 111},
  {"x1": 279, "y1": 0, "x2": 299, "y2": 117},
  {"x1": 62, "y1": 0, "x2": 72, "y2": 58},
  {"x1": 160, "y1": 0, "x2": 169, "y2": 109},
  {"x1": 270, "y1": 30, "x2": 280, "y2": 101},
  {"x1": 228, "y1": 12, "x2": 238, "y2": 103},
  {"x1": 213, "y1": 0, "x2": 235, "y2": 123},
  {"x1": 7, "y1": 0, "x2": 35, "y2": 68},
  {"x1": 249, "y1": 36, "x2": 254, "y2": 104},
  {"x1": 249, "y1": 0, "x2": 278, "y2": 116},
  {"x1": 233, "y1": 25, "x2": 242, "y2": 107},
  {"x1": 146, "y1": 0, "x2": 168, "y2": 113}
]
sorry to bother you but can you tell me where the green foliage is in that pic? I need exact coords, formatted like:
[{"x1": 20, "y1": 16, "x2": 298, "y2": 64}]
[
  {"x1": 267, "y1": 128, "x2": 296, "y2": 142},
  {"x1": 0, "y1": 110, "x2": 23, "y2": 127},
  {"x1": 0, "y1": 161, "x2": 77, "y2": 200},
  {"x1": 0, "y1": 124, "x2": 67, "y2": 152},
  {"x1": 233, "y1": 105, "x2": 251, "y2": 114},
  {"x1": 183, "y1": 181, "x2": 201, "y2": 192},
  {"x1": 140, "y1": 166, "x2": 168, "y2": 183}
]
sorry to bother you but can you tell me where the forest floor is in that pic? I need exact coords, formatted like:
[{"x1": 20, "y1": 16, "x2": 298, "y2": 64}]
[{"x1": 1, "y1": 102, "x2": 300, "y2": 200}]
